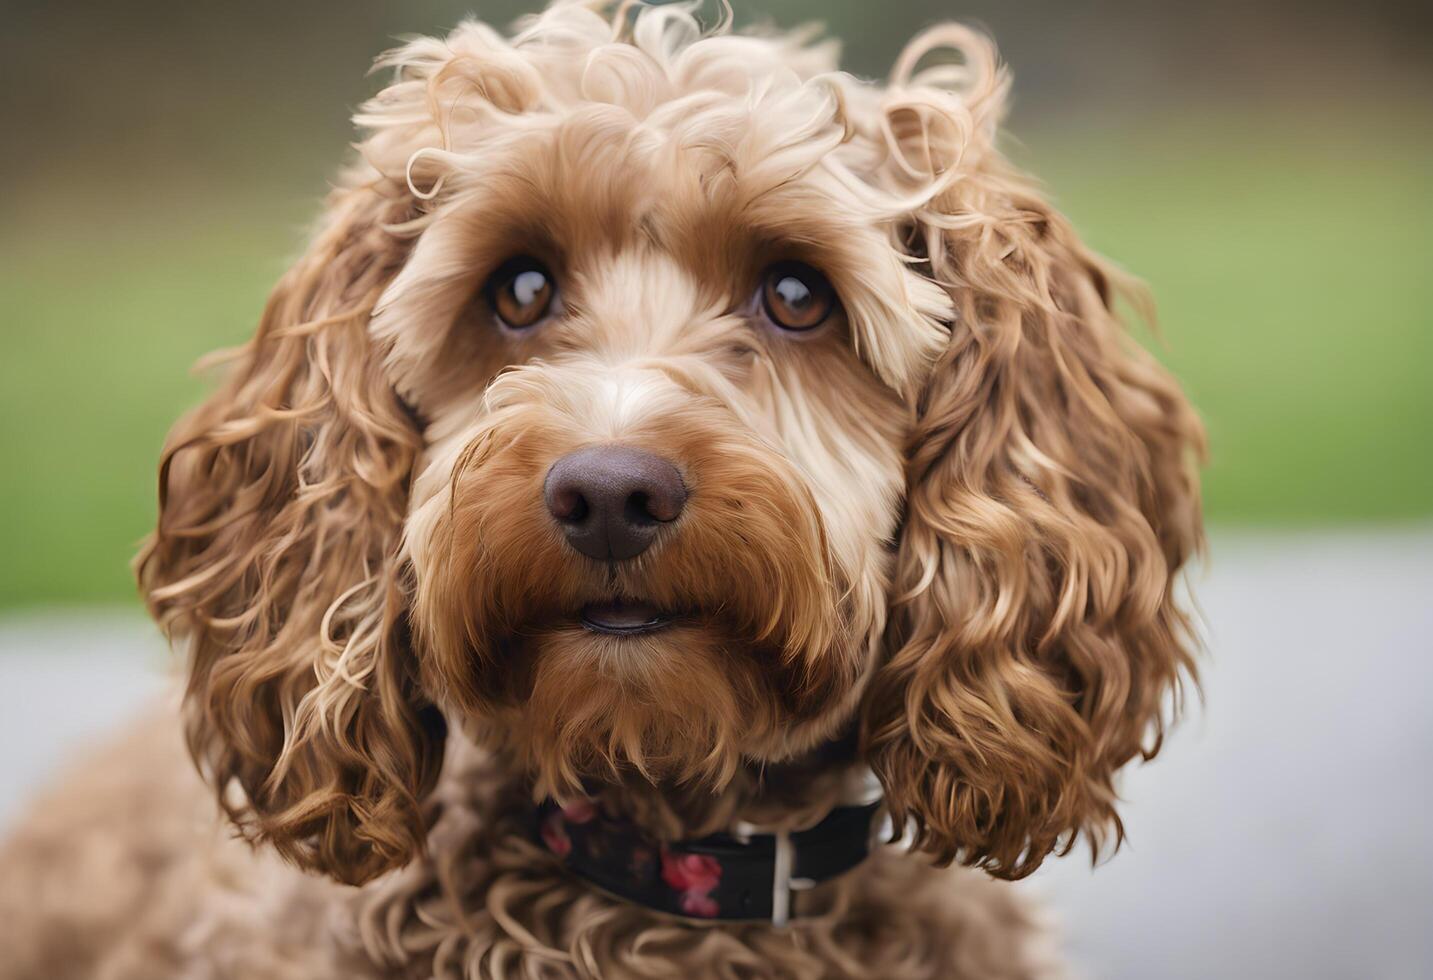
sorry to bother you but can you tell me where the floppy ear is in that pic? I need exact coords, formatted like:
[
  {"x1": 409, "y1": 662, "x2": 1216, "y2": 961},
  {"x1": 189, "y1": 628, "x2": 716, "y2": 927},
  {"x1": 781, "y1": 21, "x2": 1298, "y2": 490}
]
[
  {"x1": 131, "y1": 27, "x2": 513, "y2": 883},
  {"x1": 135, "y1": 183, "x2": 447, "y2": 885},
  {"x1": 862, "y1": 28, "x2": 1205, "y2": 879}
]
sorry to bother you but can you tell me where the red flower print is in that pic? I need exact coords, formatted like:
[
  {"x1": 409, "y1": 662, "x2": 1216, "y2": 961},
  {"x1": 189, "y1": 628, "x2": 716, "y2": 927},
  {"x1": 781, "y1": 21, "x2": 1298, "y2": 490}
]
[
  {"x1": 660, "y1": 847, "x2": 722, "y2": 917},
  {"x1": 661, "y1": 851, "x2": 722, "y2": 893},
  {"x1": 540, "y1": 811, "x2": 571, "y2": 858}
]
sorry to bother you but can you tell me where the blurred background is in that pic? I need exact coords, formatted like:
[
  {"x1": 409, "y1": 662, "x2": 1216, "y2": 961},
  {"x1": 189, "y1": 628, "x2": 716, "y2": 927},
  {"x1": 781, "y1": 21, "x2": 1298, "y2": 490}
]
[{"x1": 1, "y1": 1, "x2": 1429, "y2": 976}]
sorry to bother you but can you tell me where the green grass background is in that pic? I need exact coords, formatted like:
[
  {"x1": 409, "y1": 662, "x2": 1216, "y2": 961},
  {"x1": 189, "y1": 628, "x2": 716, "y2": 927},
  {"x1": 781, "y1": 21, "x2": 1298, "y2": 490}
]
[{"x1": 1, "y1": 110, "x2": 1430, "y2": 609}]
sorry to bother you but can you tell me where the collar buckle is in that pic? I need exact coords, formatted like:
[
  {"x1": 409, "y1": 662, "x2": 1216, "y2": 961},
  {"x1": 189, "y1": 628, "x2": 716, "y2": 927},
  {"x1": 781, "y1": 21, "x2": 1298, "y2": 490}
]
[
  {"x1": 539, "y1": 778, "x2": 884, "y2": 925},
  {"x1": 770, "y1": 829, "x2": 818, "y2": 927}
]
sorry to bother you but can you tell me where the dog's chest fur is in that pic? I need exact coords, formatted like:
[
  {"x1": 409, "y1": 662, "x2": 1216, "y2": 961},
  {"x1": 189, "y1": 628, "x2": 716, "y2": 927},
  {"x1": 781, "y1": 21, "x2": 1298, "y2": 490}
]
[
  {"x1": 335, "y1": 740, "x2": 1062, "y2": 979},
  {"x1": 0, "y1": 710, "x2": 1061, "y2": 980}
]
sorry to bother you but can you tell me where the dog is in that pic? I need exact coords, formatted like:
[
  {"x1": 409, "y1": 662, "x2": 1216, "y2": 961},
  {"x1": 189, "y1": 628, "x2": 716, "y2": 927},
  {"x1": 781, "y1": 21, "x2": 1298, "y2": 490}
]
[{"x1": 0, "y1": 3, "x2": 1204, "y2": 977}]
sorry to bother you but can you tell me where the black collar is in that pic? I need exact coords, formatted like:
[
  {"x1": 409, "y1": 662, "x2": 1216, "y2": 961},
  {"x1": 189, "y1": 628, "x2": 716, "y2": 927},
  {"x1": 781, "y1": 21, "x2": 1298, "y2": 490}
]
[{"x1": 536, "y1": 796, "x2": 884, "y2": 925}]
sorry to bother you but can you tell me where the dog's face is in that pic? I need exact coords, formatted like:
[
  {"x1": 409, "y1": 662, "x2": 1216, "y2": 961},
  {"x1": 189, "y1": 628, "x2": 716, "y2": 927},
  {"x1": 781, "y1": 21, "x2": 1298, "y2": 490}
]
[
  {"x1": 385, "y1": 76, "x2": 951, "y2": 797},
  {"x1": 142, "y1": 4, "x2": 1204, "y2": 886}
]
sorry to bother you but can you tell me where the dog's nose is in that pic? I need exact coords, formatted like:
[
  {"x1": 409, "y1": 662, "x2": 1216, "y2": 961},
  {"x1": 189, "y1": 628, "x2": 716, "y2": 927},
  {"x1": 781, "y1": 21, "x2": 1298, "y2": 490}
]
[{"x1": 544, "y1": 446, "x2": 687, "y2": 561}]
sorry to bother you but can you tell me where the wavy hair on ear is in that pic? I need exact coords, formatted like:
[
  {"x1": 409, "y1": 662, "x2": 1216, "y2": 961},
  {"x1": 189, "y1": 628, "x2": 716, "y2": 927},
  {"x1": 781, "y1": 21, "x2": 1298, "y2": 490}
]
[
  {"x1": 862, "y1": 26, "x2": 1205, "y2": 879},
  {"x1": 135, "y1": 185, "x2": 447, "y2": 886},
  {"x1": 133, "y1": 13, "x2": 586, "y2": 884}
]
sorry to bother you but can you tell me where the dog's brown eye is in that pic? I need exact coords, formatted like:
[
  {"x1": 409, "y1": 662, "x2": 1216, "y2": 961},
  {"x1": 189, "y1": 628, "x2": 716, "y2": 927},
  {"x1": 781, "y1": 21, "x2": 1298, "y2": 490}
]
[
  {"x1": 487, "y1": 257, "x2": 557, "y2": 329},
  {"x1": 760, "y1": 262, "x2": 836, "y2": 331}
]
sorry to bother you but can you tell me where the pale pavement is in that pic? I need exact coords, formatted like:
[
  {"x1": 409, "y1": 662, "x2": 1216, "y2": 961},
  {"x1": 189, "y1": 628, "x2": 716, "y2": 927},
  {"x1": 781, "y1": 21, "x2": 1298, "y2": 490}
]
[{"x1": 3, "y1": 528, "x2": 1431, "y2": 979}]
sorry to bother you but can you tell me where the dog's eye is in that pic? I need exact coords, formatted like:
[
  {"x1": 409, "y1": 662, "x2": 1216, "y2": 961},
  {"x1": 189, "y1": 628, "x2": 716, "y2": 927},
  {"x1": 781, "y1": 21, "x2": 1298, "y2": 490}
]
[
  {"x1": 486, "y1": 257, "x2": 558, "y2": 329},
  {"x1": 760, "y1": 262, "x2": 836, "y2": 331}
]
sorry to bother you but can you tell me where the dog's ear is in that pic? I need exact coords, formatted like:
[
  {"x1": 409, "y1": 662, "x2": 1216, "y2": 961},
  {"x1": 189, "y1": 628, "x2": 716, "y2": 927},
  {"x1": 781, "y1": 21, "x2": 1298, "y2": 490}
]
[
  {"x1": 862, "y1": 27, "x2": 1205, "y2": 879},
  {"x1": 131, "y1": 30, "x2": 514, "y2": 884},
  {"x1": 136, "y1": 184, "x2": 446, "y2": 885},
  {"x1": 136, "y1": 22, "x2": 552, "y2": 884}
]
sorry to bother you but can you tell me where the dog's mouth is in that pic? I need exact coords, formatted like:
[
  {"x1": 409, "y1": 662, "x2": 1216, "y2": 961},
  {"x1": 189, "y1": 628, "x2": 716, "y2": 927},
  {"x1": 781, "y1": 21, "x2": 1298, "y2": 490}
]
[{"x1": 579, "y1": 598, "x2": 672, "y2": 636}]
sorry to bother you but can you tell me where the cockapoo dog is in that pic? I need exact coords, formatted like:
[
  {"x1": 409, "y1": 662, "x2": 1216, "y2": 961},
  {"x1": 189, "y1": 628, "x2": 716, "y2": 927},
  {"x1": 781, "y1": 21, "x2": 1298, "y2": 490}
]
[{"x1": 0, "y1": 2, "x2": 1204, "y2": 977}]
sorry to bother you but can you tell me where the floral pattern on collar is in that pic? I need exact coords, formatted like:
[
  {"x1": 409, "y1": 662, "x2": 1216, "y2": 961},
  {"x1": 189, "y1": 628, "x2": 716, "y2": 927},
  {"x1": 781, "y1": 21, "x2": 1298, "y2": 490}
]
[{"x1": 534, "y1": 797, "x2": 882, "y2": 923}]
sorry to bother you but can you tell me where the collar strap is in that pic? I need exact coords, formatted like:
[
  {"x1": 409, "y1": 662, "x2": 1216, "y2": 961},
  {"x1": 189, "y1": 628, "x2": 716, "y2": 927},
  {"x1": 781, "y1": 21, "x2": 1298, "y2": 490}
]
[{"x1": 536, "y1": 798, "x2": 884, "y2": 925}]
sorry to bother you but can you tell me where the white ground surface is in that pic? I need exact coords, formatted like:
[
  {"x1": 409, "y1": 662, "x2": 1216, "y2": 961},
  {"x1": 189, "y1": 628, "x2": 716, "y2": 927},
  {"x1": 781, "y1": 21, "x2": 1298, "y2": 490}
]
[{"x1": 2, "y1": 528, "x2": 1430, "y2": 979}]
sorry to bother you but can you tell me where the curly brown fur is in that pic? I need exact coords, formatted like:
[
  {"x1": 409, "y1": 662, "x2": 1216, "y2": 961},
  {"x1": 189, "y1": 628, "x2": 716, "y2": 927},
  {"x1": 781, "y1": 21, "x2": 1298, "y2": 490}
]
[
  {"x1": 2, "y1": 2, "x2": 1202, "y2": 977},
  {"x1": 862, "y1": 30, "x2": 1204, "y2": 878},
  {"x1": 0, "y1": 712, "x2": 1062, "y2": 979}
]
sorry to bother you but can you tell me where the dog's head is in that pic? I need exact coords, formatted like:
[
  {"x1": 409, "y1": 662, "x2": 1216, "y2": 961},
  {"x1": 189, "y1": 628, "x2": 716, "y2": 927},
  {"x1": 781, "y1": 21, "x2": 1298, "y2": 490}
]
[{"x1": 140, "y1": 3, "x2": 1203, "y2": 886}]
